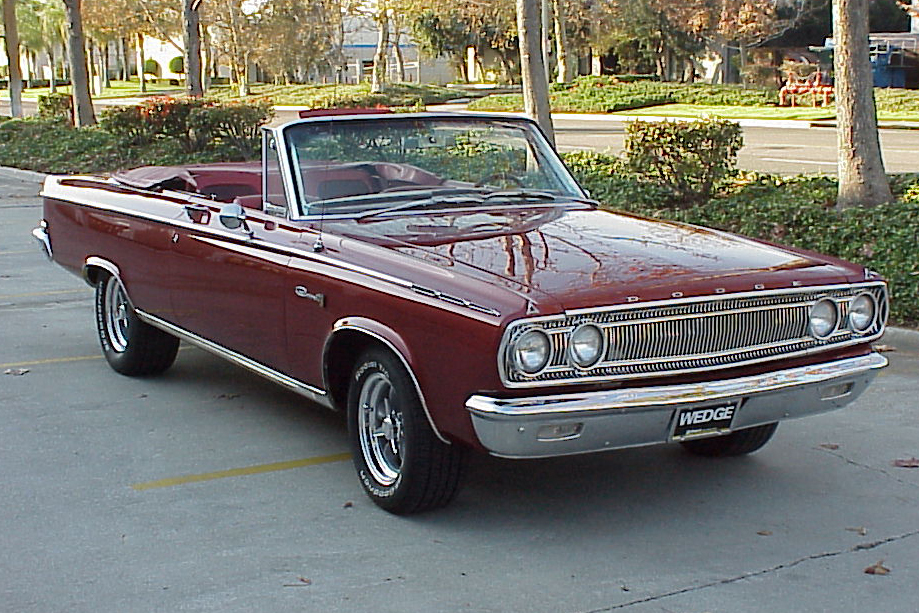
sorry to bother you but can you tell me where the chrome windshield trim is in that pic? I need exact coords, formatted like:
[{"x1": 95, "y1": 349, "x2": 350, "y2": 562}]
[
  {"x1": 136, "y1": 310, "x2": 332, "y2": 409},
  {"x1": 469, "y1": 353, "x2": 888, "y2": 418}
]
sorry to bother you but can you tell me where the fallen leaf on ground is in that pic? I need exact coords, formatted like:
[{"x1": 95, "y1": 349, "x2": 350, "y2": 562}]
[
  {"x1": 872, "y1": 344, "x2": 896, "y2": 353},
  {"x1": 3, "y1": 368, "x2": 29, "y2": 376},
  {"x1": 892, "y1": 457, "x2": 919, "y2": 468},
  {"x1": 819, "y1": 443, "x2": 840, "y2": 450},
  {"x1": 757, "y1": 530, "x2": 773, "y2": 536},
  {"x1": 864, "y1": 561, "x2": 890, "y2": 575},
  {"x1": 216, "y1": 393, "x2": 240, "y2": 400},
  {"x1": 846, "y1": 526, "x2": 868, "y2": 536},
  {"x1": 343, "y1": 501, "x2": 353, "y2": 508},
  {"x1": 298, "y1": 577, "x2": 312, "y2": 585}
]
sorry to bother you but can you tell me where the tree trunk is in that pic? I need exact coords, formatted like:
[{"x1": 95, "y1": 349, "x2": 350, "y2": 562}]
[
  {"x1": 3, "y1": 0, "x2": 23, "y2": 118},
  {"x1": 118, "y1": 37, "x2": 127, "y2": 80},
  {"x1": 371, "y1": 9, "x2": 390, "y2": 93},
  {"x1": 103, "y1": 41, "x2": 111, "y2": 89},
  {"x1": 392, "y1": 37, "x2": 405, "y2": 83},
  {"x1": 136, "y1": 32, "x2": 146, "y2": 93},
  {"x1": 63, "y1": 0, "x2": 95, "y2": 126},
  {"x1": 590, "y1": 47, "x2": 602, "y2": 76},
  {"x1": 833, "y1": 0, "x2": 892, "y2": 208},
  {"x1": 552, "y1": 0, "x2": 572, "y2": 83},
  {"x1": 184, "y1": 0, "x2": 203, "y2": 97},
  {"x1": 49, "y1": 44, "x2": 57, "y2": 93},
  {"x1": 517, "y1": 0, "x2": 555, "y2": 147}
]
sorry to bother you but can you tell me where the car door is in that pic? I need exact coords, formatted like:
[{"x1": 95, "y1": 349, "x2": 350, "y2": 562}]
[{"x1": 167, "y1": 198, "x2": 293, "y2": 371}]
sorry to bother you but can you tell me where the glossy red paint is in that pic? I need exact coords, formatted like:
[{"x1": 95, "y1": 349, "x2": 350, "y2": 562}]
[{"x1": 39, "y1": 155, "x2": 879, "y2": 452}]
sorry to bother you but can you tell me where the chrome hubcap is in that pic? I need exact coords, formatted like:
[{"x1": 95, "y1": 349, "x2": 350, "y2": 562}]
[
  {"x1": 104, "y1": 279, "x2": 130, "y2": 353},
  {"x1": 357, "y1": 371, "x2": 403, "y2": 486}
]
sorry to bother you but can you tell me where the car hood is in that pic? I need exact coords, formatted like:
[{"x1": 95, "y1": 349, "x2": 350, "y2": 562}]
[{"x1": 328, "y1": 204, "x2": 861, "y2": 312}]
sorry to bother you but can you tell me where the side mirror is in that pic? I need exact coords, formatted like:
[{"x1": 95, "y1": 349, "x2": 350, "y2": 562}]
[{"x1": 218, "y1": 203, "x2": 250, "y2": 234}]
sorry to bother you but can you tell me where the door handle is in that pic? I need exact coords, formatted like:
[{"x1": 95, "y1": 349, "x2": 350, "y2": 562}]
[{"x1": 295, "y1": 286, "x2": 325, "y2": 307}]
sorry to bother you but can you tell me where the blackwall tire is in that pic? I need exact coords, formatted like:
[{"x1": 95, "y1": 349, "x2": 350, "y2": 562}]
[
  {"x1": 94, "y1": 272, "x2": 179, "y2": 376},
  {"x1": 680, "y1": 423, "x2": 778, "y2": 457},
  {"x1": 347, "y1": 348, "x2": 466, "y2": 514}
]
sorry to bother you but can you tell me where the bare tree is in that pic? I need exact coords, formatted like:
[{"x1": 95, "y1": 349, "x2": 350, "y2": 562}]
[
  {"x1": 3, "y1": 0, "x2": 22, "y2": 118},
  {"x1": 517, "y1": 0, "x2": 554, "y2": 146},
  {"x1": 63, "y1": 0, "x2": 95, "y2": 126},
  {"x1": 833, "y1": 0, "x2": 892, "y2": 208},
  {"x1": 184, "y1": 0, "x2": 203, "y2": 96}
]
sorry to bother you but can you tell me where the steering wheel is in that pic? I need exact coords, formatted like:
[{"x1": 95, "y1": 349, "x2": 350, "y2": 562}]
[{"x1": 474, "y1": 171, "x2": 523, "y2": 188}]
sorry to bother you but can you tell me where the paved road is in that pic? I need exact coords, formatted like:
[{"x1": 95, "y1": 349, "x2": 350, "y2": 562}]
[
  {"x1": 4, "y1": 98, "x2": 918, "y2": 174},
  {"x1": 3, "y1": 170, "x2": 919, "y2": 612},
  {"x1": 547, "y1": 119, "x2": 919, "y2": 175}
]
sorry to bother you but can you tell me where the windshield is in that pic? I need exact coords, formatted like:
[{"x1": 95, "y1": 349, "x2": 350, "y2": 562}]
[{"x1": 280, "y1": 116, "x2": 585, "y2": 217}]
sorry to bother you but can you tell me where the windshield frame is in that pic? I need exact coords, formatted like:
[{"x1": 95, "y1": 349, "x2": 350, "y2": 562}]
[{"x1": 274, "y1": 113, "x2": 588, "y2": 221}]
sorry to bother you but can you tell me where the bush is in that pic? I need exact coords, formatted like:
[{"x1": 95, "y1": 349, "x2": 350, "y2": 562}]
[
  {"x1": 188, "y1": 100, "x2": 274, "y2": 159},
  {"x1": 37, "y1": 92, "x2": 73, "y2": 123},
  {"x1": 100, "y1": 96, "x2": 273, "y2": 159},
  {"x1": 624, "y1": 118, "x2": 743, "y2": 205},
  {"x1": 169, "y1": 56, "x2": 185, "y2": 74}
]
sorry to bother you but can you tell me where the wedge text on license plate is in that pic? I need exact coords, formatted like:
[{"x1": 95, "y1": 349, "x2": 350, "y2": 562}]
[{"x1": 672, "y1": 403, "x2": 737, "y2": 440}]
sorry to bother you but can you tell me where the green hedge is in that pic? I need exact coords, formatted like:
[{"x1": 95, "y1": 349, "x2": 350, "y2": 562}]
[
  {"x1": 469, "y1": 76, "x2": 919, "y2": 115},
  {"x1": 565, "y1": 150, "x2": 919, "y2": 326},
  {"x1": 207, "y1": 82, "x2": 459, "y2": 108}
]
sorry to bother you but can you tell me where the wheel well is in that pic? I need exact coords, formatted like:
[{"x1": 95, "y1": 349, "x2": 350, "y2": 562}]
[{"x1": 324, "y1": 330, "x2": 383, "y2": 411}]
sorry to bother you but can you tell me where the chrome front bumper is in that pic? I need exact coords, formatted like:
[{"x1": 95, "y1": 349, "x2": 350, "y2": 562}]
[{"x1": 466, "y1": 353, "x2": 887, "y2": 458}]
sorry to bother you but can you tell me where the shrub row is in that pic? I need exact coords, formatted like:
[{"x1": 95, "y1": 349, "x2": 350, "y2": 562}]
[
  {"x1": 207, "y1": 82, "x2": 459, "y2": 108},
  {"x1": 469, "y1": 76, "x2": 919, "y2": 114},
  {"x1": 98, "y1": 96, "x2": 274, "y2": 158}
]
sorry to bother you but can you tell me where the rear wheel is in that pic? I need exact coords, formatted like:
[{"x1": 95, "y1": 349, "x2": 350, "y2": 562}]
[
  {"x1": 347, "y1": 348, "x2": 466, "y2": 514},
  {"x1": 680, "y1": 423, "x2": 778, "y2": 457},
  {"x1": 94, "y1": 272, "x2": 179, "y2": 376}
]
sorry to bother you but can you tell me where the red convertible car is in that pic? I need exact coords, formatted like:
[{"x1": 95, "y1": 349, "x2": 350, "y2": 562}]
[{"x1": 34, "y1": 112, "x2": 888, "y2": 513}]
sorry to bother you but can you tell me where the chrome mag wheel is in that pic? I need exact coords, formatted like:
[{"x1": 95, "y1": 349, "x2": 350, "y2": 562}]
[
  {"x1": 103, "y1": 276, "x2": 131, "y2": 353},
  {"x1": 357, "y1": 370, "x2": 404, "y2": 486}
]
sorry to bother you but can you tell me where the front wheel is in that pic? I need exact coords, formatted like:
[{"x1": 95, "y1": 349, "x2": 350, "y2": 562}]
[
  {"x1": 680, "y1": 423, "x2": 778, "y2": 457},
  {"x1": 94, "y1": 272, "x2": 179, "y2": 376},
  {"x1": 347, "y1": 348, "x2": 466, "y2": 514}
]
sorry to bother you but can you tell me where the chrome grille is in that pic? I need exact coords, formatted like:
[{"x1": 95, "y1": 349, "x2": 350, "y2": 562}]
[{"x1": 500, "y1": 282, "x2": 887, "y2": 388}]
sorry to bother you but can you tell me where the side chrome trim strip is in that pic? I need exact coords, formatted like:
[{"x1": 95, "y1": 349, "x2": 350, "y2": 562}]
[
  {"x1": 136, "y1": 309, "x2": 333, "y2": 410},
  {"x1": 468, "y1": 352, "x2": 888, "y2": 418},
  {"x1": 328, "y1": 320, "x2": 450, "y2": 444}
]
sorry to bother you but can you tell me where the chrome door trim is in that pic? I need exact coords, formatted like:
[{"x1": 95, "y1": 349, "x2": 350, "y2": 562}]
[{"x1": 136, "y1": 309, "x2": 332, "y2": 409}]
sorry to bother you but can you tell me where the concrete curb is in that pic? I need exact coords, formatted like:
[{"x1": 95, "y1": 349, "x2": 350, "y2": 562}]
[{"x1": 0, "y1": 166, "x2": 47, "y2": 182}]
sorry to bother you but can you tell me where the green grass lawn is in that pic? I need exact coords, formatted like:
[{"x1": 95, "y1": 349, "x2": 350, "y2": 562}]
[{"x1": 2, "y1": 79, "x2": 182, "y2": 101}]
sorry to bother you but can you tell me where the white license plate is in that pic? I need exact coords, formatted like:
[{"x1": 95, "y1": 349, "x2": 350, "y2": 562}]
[{"x1": 671, "y1": 403, "x2": 738, "y2": 441}]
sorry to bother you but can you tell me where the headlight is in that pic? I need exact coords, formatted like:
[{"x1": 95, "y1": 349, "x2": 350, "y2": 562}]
[
  {"x1": 848, "y1": 292, "x2": 877, "y2": 333},
  {"x1": 569, "y1": 323, "x2": 604, "y2": 368},
  {"x1": 809, "y1": 298, "x2": 838, "y2": 339},
  {"x1": 512, "y1": 329, "x2": 550, "y2": 374}
]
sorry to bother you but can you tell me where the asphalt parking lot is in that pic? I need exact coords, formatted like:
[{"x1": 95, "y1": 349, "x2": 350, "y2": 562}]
[{"x1": 2, "y1": 169, "x2": 919, "y2": 613}]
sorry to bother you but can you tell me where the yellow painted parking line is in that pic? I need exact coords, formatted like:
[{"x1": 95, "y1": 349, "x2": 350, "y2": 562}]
[
  {"x1": 0, "y1": 288, "x2": 89, "y2": 299},
  {"x1": 0, "y1": 354, "x2": 102, "y2": 369},
  {"x1": 131, "y1": 452, "x2": 352, "y2": 491}
]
